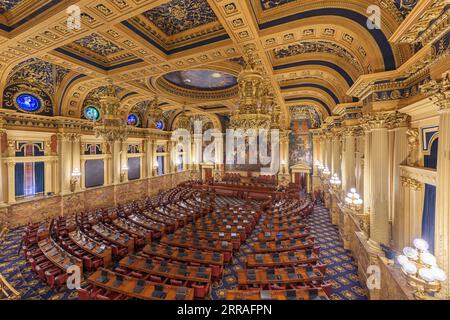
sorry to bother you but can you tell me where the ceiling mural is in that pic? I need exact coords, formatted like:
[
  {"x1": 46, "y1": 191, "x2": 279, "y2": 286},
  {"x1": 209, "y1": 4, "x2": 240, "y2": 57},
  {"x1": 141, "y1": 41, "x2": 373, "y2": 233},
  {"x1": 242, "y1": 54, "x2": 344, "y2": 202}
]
[
  {"x1": 142, "y1": 0, "x2": 218, "y2": 36},
  {"x1": 289, "y1": 105, "x2": 322, "y2": 128},
  {"x1": 259, "y1": 0, "x2": 297, "y2": 10},
  {"x1": 6, "y1": 58, "x2": 70, "y2": 95},
  {"x1": 58, "y1": 33, "x2": 141, "y2": 69},
  {"x1": 394, "y1": 0, "x2": 419, "y2": 18},
  {"x1": 163, "y1": 70, "x2": 238, "y2": 91},
  {"x1": 73, "y1": 33, "x2": 124, "y2": 56},
  {"x1": 0, "y1": 0, "x2": 24, "y2": 14}
]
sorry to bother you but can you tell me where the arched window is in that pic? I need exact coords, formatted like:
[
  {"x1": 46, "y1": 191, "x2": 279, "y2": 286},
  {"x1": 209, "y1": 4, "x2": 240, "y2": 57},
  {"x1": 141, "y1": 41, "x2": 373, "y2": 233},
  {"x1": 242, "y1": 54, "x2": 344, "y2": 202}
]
[
  {"x1": 85, "y1": 106, "x2": 101, "y2": 121},
  {"x1": 15, "y1": 93, "x2": 42, "y2": 113},
  {"x1": 127, "y1": 113, "x2": 140, "y2": 127}
]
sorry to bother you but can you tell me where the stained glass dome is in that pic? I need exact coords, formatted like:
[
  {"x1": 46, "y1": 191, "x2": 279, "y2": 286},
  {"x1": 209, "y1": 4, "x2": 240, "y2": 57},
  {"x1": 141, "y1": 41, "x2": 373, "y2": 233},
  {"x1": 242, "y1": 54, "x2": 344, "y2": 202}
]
[
  {"x1": 15, "y1": 93, "x2": 42, "y2": 112},
  {"x1": 156, "y1": 120, "x2": 164, "y2": 130},
  {"x1": 85, "y1": 106, "x2": 100, "y2": 121},
  {"x1": 127, "y1": 113, "x2": 139, "y2": 126}
]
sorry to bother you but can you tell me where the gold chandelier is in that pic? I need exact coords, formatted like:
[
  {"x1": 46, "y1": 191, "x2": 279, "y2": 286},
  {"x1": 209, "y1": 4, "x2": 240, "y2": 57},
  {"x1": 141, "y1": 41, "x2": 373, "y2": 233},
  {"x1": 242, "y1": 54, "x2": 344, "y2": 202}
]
[
  {"x1": 147, "y1": 96, "x2": 163, "y2": 125},
  {"x1": 94, "y1": 79, "x2": 128, "y2": 142},
  {"x1": 230, "y1": 51, "x2": 279, "y2": 131}
]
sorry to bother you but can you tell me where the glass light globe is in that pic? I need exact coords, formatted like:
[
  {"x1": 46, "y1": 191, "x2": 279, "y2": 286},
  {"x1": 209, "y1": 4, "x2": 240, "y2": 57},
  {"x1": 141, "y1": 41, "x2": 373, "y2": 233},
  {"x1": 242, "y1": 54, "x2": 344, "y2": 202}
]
[
  {"x1": 419, "y1": 268, "x2": 435, "y2": 282},
  {"x1": 403, "y1": 261, "x2": 418, "y2": 274},
  {"x1": 429, "y1": 267, "x2": 447, "y2": 282},
  {"x1": 413, "y1": 238, "x2": 429, "y2": 251},
  {"x1": 403, "y1": 247, "x2": 419, "y2": 260},
  {"x1": 420, "y1": 252, "x2": 437, "y2": 266},
  {"x1": 397, "y1": 255, "x2": 409, "y2": 266}
]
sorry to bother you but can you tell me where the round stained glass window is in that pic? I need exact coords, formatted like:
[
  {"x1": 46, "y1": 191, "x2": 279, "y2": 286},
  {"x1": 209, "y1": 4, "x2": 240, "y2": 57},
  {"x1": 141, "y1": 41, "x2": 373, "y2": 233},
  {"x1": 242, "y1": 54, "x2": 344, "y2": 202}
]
[
  {"x1": 15, "y1": 93, "x2": 42, "y2": 112},
  {"x1": 85, "y1": 106, "x2": 100, "y2": 121},
  {"x1": 127, "y1": 113, "x2": 139, "y2": 126},
  {"x1": 155, "y1": 120, "x2": 164, "y2": 130}
]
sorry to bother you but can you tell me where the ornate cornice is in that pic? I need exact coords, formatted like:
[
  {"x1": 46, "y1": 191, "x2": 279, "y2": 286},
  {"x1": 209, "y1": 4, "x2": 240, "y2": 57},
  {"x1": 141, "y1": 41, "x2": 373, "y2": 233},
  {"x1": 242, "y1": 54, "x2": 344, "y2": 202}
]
[
  {"x1": 360, "y1": 111, "x2": 410, "y2": 130},
  {"x1": 420, "y1": 72, "x2": 450, "y2": 111}
]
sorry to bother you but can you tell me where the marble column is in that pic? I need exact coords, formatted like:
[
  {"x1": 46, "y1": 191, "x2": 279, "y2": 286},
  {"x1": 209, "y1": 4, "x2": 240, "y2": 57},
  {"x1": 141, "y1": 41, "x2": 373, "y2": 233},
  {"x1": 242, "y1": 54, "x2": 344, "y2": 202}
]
[
  {"x1": 342, "y1": 128, "x2": 356, "y2": 193},
  {"x1": 312, "y1": 134, "x2": 320, "y2": 175},
  {"x1": 213, "y1": 132, "x2": 224, "y2": 170},
  {"x1": 319, "y1": 135, "x2": 325, "y2": 166},
  {"x1": 325, "y1": 134, "x2": 332, "y2": 171},
  {"x1": 44, "y1": 141, "x2": 52, "y2": 195},
  {"x1": 422, "y1": 74, "x2": 450, "y2": 297},
  {"x1": 58, "y1": 133, "x2": 73, "y2": 194},
  {"x1": 193, "y1": 133, "x2": 203, "y2": 171},
  {"x1": 111, "y1": 141, "x2": 121, "y2": 184},
  {"x1": 391, "y1": 119, "x2": 409, "y2": 249},
  {"x1": 121, "y1": 141, "x2": 128, "y2": 183},
  {"x1": 72, "y1": 134, "x2": 81, "y2": 191},
  {"x1": 145, "y1": 139, "x2": 154, "y2": 178},
  {"x1": 363, "y1": 129, "x2": 371, "y2": 215},
  {"x1": 331, "y1": 131, "x2": 341, "y2": 177},
  {"x1": 6, "y1": 161, "x2": 15, "y2": 204},
  {"x1": 367, "y1": 113, "x2": 391, "y2": 245}
]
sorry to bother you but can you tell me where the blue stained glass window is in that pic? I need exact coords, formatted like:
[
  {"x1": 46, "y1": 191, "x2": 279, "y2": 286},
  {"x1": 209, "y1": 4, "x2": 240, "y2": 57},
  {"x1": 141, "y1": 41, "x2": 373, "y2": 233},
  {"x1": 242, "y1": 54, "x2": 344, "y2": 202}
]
[
  {"x1": 85, "y1": 106, "x2": 100, "y2": 121},
  {"x1": 16, "y1": 93, "x2": 42, "y2": 112},
  {"x1": 156, "y1": 120, "x2": 164, "y2": 130},
  {"x1": 127, "y1": 114, "x2": 139, "y2": 126}
]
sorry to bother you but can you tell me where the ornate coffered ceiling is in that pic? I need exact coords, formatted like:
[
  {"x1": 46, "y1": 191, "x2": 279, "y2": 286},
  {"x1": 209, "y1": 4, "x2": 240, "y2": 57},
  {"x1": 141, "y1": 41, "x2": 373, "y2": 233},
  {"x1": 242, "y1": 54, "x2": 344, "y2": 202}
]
[
  {"x1": 142, "y1": 0, "x2": 219, "y2": 36},
  {"x1": 0, "y1": 0, "x2": 444, "y2": 131}
]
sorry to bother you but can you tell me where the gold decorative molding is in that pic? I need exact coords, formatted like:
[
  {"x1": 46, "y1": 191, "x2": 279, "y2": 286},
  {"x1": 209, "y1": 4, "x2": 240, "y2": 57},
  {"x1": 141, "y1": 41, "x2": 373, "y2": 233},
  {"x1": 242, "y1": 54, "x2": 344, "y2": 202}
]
[
  {"x1": 401, "y1": 176, "x2": 423, "y2": 191},
  {"x1": 406, "y1": 128, "x2": 420, "y2": 166},
  {"x1": 420, "y1": 72, "x2": 450, "y2": 111}
]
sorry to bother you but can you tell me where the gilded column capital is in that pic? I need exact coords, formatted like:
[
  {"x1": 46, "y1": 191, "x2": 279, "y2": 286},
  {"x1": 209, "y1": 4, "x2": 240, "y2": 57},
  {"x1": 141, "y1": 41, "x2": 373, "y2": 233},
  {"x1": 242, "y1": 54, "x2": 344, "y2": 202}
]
[
  {"x1": 280, "y1": 130, "x2": 291, "y2": 142},
  {"x1": 361, "y1": 111, "x2": 409, "y2": 130},
  {"x1": 360, "y1": 112, "x2": 391, "y2": 130},
  {"x1": 401, "y1": 176, "x2": 423, "y2": 191},
  {"x1": 420, "y1": 72, "x2": 450, "y2": 112},
  {"x1": 386, "y1": 111, "x2": 410, "y2": 129}
]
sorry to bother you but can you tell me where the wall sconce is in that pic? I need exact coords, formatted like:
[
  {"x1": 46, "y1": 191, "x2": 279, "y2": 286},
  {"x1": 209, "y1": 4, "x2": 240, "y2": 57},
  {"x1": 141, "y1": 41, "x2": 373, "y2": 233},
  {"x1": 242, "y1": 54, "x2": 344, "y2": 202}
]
[
  {"x1": 120, "y1": 165, "x2": 128, "y2": 183},
  {"x1": 70, "y1": 168, "x2": 81, "y2": 192},
  {"x1": 344, "y1": 187, "x2": 363, "y2": 211},
  {"x1": 397, "y1": 239, "x2": 447, "y2": 299}
]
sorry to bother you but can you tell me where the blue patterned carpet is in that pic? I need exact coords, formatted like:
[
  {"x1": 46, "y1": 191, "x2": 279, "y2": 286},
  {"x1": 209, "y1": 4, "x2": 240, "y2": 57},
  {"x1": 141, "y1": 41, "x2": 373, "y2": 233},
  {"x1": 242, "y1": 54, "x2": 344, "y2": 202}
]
[
  {"x1": 211, "y1": 197, "x2": 368, "y2": 300},
  {"x1": 0, "y1": 197, "x2": 367, "y2": 300},
  {"x1": 0, "y1": 226, "x2": 77, "y2": 300}
]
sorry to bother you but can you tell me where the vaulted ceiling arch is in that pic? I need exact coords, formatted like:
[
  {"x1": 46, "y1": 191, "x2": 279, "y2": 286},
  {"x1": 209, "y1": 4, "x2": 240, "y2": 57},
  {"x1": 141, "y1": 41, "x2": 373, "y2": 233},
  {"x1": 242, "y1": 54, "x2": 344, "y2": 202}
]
[
  {"x1": 262, "y1": 22, "x2": 386, "y2": 74},
  {"x1": 273, "y1": 64, "x2": 355, "y2": 104},
  {"x1": 286, "y1": 98, "x2": 331, "y2": 117},
  {"x1": 258, "y1": 9, "x2": 405, "y2": 71}
]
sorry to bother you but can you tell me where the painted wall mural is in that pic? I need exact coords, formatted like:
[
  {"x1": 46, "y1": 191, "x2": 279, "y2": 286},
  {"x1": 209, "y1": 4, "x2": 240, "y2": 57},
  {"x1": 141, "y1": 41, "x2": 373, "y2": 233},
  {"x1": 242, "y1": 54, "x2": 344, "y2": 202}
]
[{"x1": 289, "y1": 119, "x2": 313, "y2": 167}]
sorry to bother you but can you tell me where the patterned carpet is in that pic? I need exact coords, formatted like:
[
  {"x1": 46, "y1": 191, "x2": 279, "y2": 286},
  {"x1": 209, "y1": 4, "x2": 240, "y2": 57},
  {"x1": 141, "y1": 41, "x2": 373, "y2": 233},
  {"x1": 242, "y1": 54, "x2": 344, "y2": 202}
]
[
  {"x1": 0, "y1": 197, "x2": 367, "y2": 300},
  {"x1": 211, "y1": 197, "x2": 368, "y2": 300},
  {"x1": 0, "y1": 226, "x2": 77, "y2": 300}
]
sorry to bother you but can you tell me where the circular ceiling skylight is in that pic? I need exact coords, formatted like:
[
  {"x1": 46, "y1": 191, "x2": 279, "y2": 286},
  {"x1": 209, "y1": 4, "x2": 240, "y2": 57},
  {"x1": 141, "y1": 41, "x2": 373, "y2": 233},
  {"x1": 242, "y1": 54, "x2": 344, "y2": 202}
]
[{"x1": 163, "y1": 70, "x2": 237, "y2": 91}]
